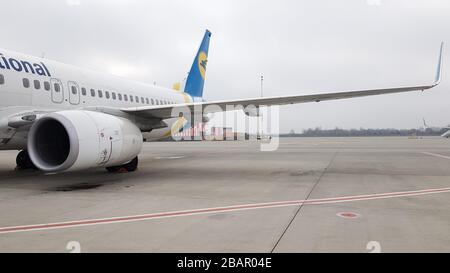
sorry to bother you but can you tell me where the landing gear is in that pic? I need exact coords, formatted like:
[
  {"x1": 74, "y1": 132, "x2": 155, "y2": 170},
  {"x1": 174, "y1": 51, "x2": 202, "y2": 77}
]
[
  {"x1": 106, "y1": 157, "x2": 139, "y2": 173},
  {"x1": 15, "y1": 150, "x2": 37, "y2": 170}
]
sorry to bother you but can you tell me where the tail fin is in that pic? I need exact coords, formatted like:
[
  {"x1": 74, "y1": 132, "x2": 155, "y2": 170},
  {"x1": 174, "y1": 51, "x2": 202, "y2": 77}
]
[{"x1": 184, "y1": 30, "x2": 211, "y2": 98}]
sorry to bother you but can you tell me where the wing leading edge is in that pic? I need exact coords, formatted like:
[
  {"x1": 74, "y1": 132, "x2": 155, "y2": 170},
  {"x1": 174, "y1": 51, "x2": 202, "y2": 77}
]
[{"x1": 122, "y1": 43, "x2": 444, "y2": 120}]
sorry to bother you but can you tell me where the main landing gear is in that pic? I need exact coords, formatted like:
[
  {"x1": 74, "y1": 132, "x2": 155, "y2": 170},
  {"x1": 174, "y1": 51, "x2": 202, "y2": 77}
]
[
  {"x1": 16, "y1": 150, "x2": 37, "y2": 170},
  {"x1": 106, "y1": 156, "x2": 139, "y2": 173}
]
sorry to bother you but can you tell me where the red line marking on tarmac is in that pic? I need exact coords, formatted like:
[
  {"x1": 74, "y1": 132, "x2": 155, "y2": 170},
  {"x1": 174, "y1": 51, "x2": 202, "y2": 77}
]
[
  {"x1": 1, "y1": 187, "x2": 450, "y2": 234},
  {"x1": 337, "y1": 212, "x2": 361, "y2": 219}
]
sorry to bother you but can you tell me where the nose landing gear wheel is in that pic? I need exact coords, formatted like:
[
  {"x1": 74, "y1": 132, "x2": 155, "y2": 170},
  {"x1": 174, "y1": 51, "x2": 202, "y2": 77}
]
[
  {"x1": 106, "y1": 157, "x2": 138, "y2": 173},
  {"x1": 16, "y1": 150, "x2": 37, "y2": 170}
]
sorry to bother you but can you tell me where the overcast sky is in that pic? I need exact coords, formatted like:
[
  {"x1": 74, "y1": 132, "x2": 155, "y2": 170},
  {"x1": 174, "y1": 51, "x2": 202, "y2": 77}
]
[{"x1": 1, "y1": 0, "x2": 449, "y2": 132}]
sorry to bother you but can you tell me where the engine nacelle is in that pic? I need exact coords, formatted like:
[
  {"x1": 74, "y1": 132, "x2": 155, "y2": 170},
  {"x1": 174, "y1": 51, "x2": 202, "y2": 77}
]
[
  {"x1": 243, "y1": 106, "x2": 262, "y2": 117},
  {"x1": 27, "y1": 110, "x2": 143, "y2": 172}
]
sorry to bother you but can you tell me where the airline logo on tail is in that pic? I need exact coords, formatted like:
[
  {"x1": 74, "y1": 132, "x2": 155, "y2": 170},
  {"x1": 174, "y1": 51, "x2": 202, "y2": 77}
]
[{"x1": 198, "y1": 51, "x2": 208, "y2": 80}]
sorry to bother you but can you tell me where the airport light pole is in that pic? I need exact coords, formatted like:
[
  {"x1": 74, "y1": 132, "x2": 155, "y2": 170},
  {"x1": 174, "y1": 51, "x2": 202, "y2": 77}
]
[
  {"x1": 260, "y1": 75, "x2": 264, "y2": 97},
  {"x1": 258, "y1": 75, "x2": 264, "y2": 140}
]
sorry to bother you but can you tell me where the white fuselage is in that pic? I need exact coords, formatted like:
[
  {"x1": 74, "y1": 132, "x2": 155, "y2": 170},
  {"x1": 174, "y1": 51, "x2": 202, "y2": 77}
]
[{"x1": 0, "y1": 48, "x2": 191, "y2": 150}]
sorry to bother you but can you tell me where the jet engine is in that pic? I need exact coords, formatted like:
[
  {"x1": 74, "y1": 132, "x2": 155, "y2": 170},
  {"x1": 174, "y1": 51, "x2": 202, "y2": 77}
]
[{"x1": 27, "y1": 110, "x2": 143, "y2": 172}]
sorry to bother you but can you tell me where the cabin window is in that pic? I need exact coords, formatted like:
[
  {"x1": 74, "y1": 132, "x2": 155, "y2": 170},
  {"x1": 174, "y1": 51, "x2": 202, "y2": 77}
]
[
  {"x1": 0, "y1": 74, "x2": 4, "y2": 85},
  {"x1": 90, "y1": 89, "x2": 95, "y2": 97},
  {"x1": 81, "y1": 87, "x2": 86, "y2": 96},
  {"x1": 130, "y1": 95, "x2": 134, "y2": 102},
  {"x1": 118, "y1": 93, "x2": 122, "y2": 101},
  {"x1": 98, "y1": 90, "x2": 103, "y2": 98},
  {"x1": 141, "y1": 97, "x2": 144, "y2": 104},
  {"x1": 135, "y1": 96, "x2": 139, "y2": 103},
  {"x1": 151, "y1": 99, "x2": 154, "y2": 105},
  {"x1": 23, "y1": 78, "x2": 30, "y2": 88},
  {"x1": 112, "y1": 92, "x2": 116, "y2": 100},
  {"x1": 155, "y1": 99, "x2": 159, "y2": 105},
  {"x1": 145, "y1": 98, "x2": 149, "y2": 104},
  {"x1": 53, "y1": 82, "x2": 61, "y2": 93},
  {"x1": 105, "y1": 91, "x2": 110, "y2": 99},
  {"x1": 44, "y1": 81, "x2": 50, "y2": 91},
  {"x1": 54, "y1": 82, "x2": 61, "y2": 92},
  {"x1": 33, "y1": 80, "x2": 40, "y2": 90},
  {"x1": 71, "y1": 85, "x2": 77, "y2": 95}
]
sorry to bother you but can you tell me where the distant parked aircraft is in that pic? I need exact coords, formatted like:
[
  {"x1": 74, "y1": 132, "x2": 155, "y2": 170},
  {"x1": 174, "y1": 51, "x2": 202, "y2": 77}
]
[{"x1": 423, "y1": 119, "x2": 450, "y2": 138}]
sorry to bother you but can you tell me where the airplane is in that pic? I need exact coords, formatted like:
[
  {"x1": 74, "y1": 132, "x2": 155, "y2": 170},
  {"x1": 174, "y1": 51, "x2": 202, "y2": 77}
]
[
  {"x1": 0, "y1": 30, "x2": 444, "y2": 173},
  {"x1": 423, "y1": 118, "x2": 450, "y2": 138}
]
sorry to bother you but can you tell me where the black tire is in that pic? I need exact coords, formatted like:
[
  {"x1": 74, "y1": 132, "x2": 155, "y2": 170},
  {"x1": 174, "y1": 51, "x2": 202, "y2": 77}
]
[
  {"x1": 124, "y1": 156, "x2": 139, "y2": 172},
  {"x1": 106, "y1": 166, "x2": 121, "y2": 173},
  {"x1": 106, "y1": 157, "x2": 138, "y2": 173},
  {"x1": 16, "y1": 150, "x2": 37, "y2": 170}
]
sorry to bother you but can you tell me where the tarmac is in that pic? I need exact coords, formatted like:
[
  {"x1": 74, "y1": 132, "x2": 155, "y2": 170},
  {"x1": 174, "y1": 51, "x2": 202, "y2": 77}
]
[{"x1": 0, "y1": 136, "x2": 449, "y2": 252}]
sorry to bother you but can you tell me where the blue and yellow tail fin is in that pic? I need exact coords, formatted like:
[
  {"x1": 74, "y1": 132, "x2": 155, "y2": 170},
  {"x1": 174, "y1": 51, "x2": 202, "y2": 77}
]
[{"x1": 184, "y1": 30, "x2": 211, "y2": 99}]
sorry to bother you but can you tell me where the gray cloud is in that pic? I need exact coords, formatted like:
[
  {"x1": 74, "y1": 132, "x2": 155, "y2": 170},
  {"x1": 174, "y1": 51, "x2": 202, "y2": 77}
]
[{"x1": 1, "y1": 0, "x2": 449, "y2": 132}]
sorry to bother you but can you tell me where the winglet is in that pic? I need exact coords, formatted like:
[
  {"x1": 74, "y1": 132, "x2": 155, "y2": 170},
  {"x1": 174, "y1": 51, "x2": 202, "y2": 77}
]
[{"x1": 434, "y1": 42, "x2": 444, "y2": 86}]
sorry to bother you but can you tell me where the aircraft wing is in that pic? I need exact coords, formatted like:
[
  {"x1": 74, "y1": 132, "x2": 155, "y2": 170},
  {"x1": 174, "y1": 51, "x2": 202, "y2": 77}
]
[
  {"x1": 122, "y1": 43, "x2": 444, "y2": 120},
  {"x1": 122, "y1": 84, "x2": 437, "y2": 119}
]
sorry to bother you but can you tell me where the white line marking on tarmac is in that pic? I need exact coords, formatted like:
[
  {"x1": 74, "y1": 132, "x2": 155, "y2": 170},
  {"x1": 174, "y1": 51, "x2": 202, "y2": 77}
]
[
  {"x1": 153, "y1": 156, "x2": 186, "y2": 159},
  {"x1": 1, "y1": 187, "x2": 450, "y2": 235},
  {"x1": 421, "y1": 152, "x2": 450, "y2": 160}
]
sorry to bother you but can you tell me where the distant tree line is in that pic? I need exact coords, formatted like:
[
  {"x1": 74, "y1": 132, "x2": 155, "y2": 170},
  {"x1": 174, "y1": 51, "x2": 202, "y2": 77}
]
[{"x1": 281, "y1": 127, "x2": 448, "y2": 137}]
